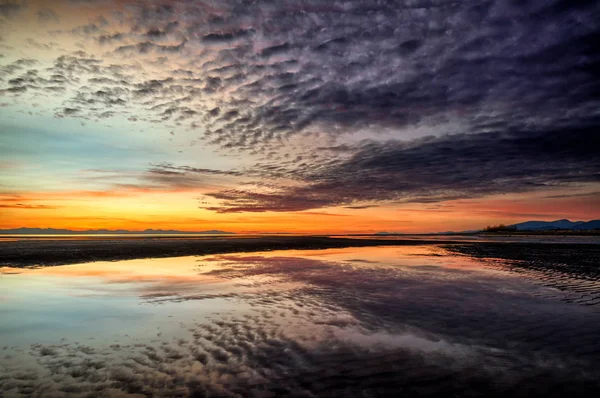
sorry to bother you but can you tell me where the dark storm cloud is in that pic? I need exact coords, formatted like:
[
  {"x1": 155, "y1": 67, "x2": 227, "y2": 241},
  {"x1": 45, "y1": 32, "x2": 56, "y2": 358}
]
[
  {"x1": 7, "y1": 0, "x2": 593, "y2": 141},
  {"x1": 202, "y1": 123, "x2": 600, "y2": 212}
]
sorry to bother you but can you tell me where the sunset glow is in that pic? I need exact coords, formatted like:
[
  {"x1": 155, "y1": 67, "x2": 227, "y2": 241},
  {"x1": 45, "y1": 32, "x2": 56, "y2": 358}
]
[{"x1": 1, "y1": 0, "x2": 598, "y2": 233}]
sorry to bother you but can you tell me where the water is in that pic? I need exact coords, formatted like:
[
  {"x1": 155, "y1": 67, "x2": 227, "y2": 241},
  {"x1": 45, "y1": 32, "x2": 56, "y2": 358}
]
[
  {"x1": 2, "y1": 233, "x2": 600, "y2": 245},
  {"x1": 1, "y1": 245, "x2": 599, "y2": 397}
]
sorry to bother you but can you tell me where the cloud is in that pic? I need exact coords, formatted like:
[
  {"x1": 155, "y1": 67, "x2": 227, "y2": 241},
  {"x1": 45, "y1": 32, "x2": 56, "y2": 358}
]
[
  {"x1": 96, "y1": 32, "x2": 125, "y2": 45},
  {"x1": 149, "y1": 162, "x2": 243, "y2": 177},
  {"x1": 1, "y1": 0, "x2": 599, "y2": 211},
  {"x1": 0, "y1": 203, "x2": 58, "y2": 209},
  {"x1": 113, "y1": 40, "x2": 186, "y2": 55},
  {"x1": 0, "y1": 0, "x2": 24, "y2": 18},
  {"x1": 201, "y1": 28, "x2": 255, "y2": 44},
  {"x1": 2, "y1": 0, "x2": 597, "y2": 147},
  {"x1": 0, "y1": 195, "x2": 59, "y2": 210},
  {"x1": 201, "y1": 122, "x2": 600, "y2": 212},
  {"x1": 0, "y1": 58, "x2": 37, "y2": 78},
  {"x1": 542, "y1": 191, "x2": 600, "y2": 199},
  {"x1": 37, "y1": 8, "x2": 59, "y2": 23}
]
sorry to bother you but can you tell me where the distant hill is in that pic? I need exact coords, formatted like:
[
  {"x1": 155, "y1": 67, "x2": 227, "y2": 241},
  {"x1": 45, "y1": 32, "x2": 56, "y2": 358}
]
[
  {"x1": 0, "y1": 227, "x2": 235, "y2": 235},
  {"x1": 511, "y1": 219, "x2": 600, "y2": 231},
  {"x1": 435, "y1": 219, "x2": 600, "y2": 235},
  {"x1": 572, "y1": 220, "x2": 600, "y2": 230}
]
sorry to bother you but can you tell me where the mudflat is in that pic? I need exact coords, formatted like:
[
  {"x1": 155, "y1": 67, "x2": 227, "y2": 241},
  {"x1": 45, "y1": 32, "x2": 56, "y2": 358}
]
[
  {"x1": 2, "y1": 243, "x2": 600, "y2": 397},
  {"x1": 0, "y1": 235, "x2": 461, "y2": 267},
  {"x1": 444, "y1": 241, "x2": 600, "y2": 306}
]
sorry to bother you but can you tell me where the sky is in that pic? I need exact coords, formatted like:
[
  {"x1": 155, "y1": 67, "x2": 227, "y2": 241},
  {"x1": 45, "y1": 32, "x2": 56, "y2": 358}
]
[{"x1": 0, "y1": 0, "x2": 598, "y2": 233}]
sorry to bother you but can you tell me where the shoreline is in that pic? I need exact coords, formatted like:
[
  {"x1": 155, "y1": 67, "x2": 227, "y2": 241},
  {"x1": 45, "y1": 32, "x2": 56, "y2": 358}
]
[
  {"x1": 0, "y1": 236, "x2": 463, "y2": 268},
  {"x1": 2, "y1": 236, "x2": 598, "y2": 278}
]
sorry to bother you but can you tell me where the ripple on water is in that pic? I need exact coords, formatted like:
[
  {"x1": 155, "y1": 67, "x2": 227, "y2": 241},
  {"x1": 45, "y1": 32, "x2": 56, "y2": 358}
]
[{"x1": 1, "y1": 245, "x2": 599, "y2": 397}]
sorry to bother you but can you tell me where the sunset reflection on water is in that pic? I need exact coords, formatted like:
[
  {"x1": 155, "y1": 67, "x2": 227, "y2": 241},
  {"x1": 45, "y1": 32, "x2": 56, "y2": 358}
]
[{"x1": 1, "y1": 245, "x2": 599, "y2": 397}]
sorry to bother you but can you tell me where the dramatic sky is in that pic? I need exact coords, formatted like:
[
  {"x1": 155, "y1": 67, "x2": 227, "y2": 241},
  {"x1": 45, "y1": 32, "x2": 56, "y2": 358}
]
[{"x1": 0, "y1": 0, "x2": 598, "y2": 233}]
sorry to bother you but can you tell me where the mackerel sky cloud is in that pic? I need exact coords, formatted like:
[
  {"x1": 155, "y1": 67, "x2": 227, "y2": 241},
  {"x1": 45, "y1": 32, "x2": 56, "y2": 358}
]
[{"x1": 0, "y1": 0, "x2": 599, "y2": 232}]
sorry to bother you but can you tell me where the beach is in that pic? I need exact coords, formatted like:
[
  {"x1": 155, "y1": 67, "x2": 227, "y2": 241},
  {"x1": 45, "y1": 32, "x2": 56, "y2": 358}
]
[
  {"x1": 0, "y1": 235, "x2": 460, "y2": 268},
  {"x1": 1, "y1": 236, "x2": 599, "y2": 397}
]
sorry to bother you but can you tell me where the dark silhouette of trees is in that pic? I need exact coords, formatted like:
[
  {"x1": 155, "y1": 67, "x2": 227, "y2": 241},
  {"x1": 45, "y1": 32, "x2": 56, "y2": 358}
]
[{"x1": 483, "y1": 224, "x2": 517, "y2": 232}]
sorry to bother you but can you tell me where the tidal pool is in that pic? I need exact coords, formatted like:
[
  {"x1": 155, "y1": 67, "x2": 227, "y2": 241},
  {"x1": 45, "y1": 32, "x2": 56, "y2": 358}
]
[{"x1": 1, "y1": 245, "x2": 599, "y2": 397}]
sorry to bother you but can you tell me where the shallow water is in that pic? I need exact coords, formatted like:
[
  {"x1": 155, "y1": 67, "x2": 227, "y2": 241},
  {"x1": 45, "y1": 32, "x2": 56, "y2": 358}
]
[{"x1": 1, "y1": 245, "x2": 599, "y2": 397}]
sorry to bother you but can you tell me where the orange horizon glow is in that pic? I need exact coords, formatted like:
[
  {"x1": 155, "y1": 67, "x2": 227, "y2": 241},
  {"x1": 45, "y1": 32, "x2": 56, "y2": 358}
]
[{"x1": 2, "y1": 188, "x2": 599, "y2": 234}]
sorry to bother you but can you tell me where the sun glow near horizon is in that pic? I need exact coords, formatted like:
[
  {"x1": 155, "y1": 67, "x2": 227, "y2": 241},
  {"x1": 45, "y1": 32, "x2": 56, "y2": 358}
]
[{"x1": 1, "y1": 0, "x2": 599, "y2": 233}]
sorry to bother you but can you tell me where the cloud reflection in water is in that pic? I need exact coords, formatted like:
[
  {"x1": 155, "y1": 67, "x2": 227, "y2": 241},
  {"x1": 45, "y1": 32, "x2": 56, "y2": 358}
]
[{"x1": 1, "y1": 245, "x2": 599, "y2": 397}]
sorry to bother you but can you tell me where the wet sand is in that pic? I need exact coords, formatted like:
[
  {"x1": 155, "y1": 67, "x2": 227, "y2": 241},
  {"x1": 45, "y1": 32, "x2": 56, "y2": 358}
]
[
  {"x1": 0, "y1": 236, "x2": 461, "y2": 268},
  {"x1": 444, "y1": 242, "x2": 600, "y2": 305},
  {"x1": 2, "y1": 235, "x2": 599, "y2": 307}
]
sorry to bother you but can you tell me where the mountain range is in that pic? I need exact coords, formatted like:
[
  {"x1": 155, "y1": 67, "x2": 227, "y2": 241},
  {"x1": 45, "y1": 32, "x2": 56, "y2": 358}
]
[
  {"x1": 0, "y1": 228, "x2": 235, "y2": 235},
  {"x1": 511, "y1": 219, "x2": 600, "y2": 231},
  {"x1": 376, "y1": 219, "x2": 600, "y2": 235},
  {"x1": 2, "y1": 220, "x2": 598, "y2": 235}
]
